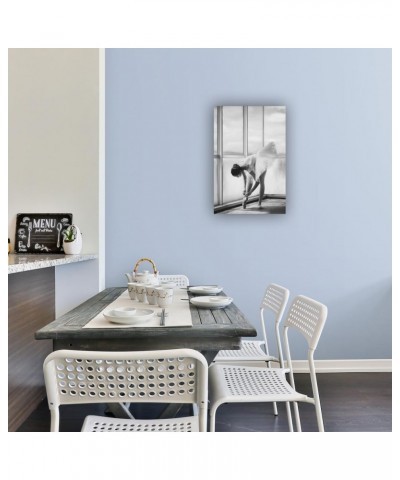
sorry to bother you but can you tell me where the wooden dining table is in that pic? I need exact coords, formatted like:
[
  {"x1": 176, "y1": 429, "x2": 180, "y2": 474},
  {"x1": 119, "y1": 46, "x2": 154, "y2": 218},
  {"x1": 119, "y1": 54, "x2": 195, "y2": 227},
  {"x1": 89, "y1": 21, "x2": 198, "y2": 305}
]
[
  {"x1": 35, "y1": 287, "x2": 257, "y2": 419},
  {"x1": 35, "y1": 287, "x2": 256, "y2": 359}
]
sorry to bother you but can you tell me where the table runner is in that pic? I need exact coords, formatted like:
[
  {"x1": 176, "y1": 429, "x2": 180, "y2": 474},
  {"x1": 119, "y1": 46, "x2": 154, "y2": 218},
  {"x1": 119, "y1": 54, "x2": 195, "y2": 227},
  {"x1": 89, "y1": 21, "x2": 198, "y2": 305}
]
[{"x1": 83, "y1": 289, "x2": 193, "y2": 329}]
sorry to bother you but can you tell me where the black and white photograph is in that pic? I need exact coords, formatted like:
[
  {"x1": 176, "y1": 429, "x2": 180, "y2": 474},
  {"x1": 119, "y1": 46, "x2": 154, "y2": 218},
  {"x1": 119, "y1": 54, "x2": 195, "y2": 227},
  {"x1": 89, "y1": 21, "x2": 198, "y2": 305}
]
[{"x1": 214, "y1": 106, "x2": 286, "y2": 214}]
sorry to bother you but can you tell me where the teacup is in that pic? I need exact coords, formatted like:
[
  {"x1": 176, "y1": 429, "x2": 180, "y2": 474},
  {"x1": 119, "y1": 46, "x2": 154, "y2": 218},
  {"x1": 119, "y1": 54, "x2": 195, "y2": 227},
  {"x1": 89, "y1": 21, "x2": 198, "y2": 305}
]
[
  {"x1": 135, "y1": 283, "x2": 147, "y2": 303},
  {"x1": 127, "y1": 283, "x2": 137, "y2": 300},
  {"x1": 145, "y1": 285, "x2": 159, "y2": 305},
  {"x1": 155, "y1": 287, "x2": 173, "y2": 307}
]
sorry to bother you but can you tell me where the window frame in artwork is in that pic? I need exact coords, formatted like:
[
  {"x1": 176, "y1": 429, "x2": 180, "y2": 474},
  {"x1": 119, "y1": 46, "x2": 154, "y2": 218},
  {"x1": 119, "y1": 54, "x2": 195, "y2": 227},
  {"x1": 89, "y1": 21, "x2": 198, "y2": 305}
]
[{"x1": 214, "y1": 106, "x2": 267, "y2": 207}]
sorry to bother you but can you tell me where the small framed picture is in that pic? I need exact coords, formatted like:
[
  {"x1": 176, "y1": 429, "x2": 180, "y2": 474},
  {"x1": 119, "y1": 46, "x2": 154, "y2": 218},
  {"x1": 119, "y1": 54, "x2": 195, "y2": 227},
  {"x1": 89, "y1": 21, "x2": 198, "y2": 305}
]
[{"x1": 214, "y1": 106, "x2": 286, "y2": 214}]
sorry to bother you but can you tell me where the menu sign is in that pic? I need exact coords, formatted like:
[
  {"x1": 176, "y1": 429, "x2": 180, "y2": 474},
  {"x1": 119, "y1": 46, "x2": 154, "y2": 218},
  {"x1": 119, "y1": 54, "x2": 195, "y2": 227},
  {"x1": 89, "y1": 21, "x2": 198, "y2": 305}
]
[{"x1": 15, "y1": 213, "x2": 73, "y2": 254}]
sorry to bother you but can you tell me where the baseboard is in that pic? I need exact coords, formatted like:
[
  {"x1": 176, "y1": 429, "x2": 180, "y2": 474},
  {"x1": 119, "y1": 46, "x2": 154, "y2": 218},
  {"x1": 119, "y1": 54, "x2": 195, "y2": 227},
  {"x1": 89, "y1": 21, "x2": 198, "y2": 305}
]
[
  {"x1": 291, "y1": 359, "x2": 392, "y2": 373},
  {"x1": 215, "y1": 359, "x2": 392, "y2": 373}
]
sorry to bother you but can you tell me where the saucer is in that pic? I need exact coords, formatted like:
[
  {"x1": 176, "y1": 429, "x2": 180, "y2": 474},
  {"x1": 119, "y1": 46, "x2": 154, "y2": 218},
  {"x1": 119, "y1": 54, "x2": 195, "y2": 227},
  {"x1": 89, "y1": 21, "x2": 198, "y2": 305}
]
[{"x1": 188, "y1": 286, "x2": 223, "y2": 295}]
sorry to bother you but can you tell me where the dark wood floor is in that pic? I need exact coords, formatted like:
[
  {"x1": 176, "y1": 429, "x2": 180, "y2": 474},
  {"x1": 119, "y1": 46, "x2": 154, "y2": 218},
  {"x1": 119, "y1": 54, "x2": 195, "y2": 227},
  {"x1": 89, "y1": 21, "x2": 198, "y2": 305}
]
[{"x1": 17, "y1": 372, "x2": 391, "y2": 432}]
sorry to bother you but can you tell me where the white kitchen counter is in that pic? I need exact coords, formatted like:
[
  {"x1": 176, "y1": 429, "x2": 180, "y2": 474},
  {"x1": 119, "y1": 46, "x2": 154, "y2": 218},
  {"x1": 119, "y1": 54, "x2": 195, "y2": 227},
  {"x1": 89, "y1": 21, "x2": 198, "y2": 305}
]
[{"x1": 8, "y1": 253, "x2": 98, "y2": 274}]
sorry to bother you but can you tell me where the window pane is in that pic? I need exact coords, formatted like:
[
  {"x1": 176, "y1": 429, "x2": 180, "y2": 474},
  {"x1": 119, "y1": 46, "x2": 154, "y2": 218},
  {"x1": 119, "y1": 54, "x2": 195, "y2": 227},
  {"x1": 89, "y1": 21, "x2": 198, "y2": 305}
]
[
  {"x1": 264, "y1": 106, "x2": 286, "y2": 196},
  {"x1": 223, "y1": 106, "x2": 244, "y2": 155},
  {"x1": 214, "y1": 108, "x2": 218, "y2": 155},
  {"x1": 214, "y1": 156, "x2": 219, "y2": 205},
  {"x1": 248, "y1": 106, "x2": 263, "y2": 154},
  {"x1": 264, "y1": 106, "x2": 286, "y2": 155}
]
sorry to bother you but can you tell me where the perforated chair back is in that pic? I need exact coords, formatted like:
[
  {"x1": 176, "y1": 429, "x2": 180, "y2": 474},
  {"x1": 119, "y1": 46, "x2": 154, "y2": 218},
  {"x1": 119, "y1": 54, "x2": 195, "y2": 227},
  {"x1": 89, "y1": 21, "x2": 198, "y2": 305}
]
[
  {"x1": 213, "y1": 283, "x2": 289, "y2": 367},
  {"x1": 44, "y1": 349, "x2": 208, "y2": 431},
  {"x1": 284, "y1": 295, "x2": 327, "y2": 350},
  {"x1": 259, "y1": 284, "x2": 290, "y2": 364},
  {"x1": 158, "y1": 275, "x2": 189, "y2": 288},
  {"x1": 260, "y1": 283, "x2": 290, "y2": 324},
  {"x1": 281, "y1": 295, "x2": 328, "y2": 431}
]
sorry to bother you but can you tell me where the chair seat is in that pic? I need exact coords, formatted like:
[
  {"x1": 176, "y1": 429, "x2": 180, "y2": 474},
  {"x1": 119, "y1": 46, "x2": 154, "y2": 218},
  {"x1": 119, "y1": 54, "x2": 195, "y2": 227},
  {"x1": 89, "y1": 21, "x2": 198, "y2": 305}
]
[
  {"x1": 82, "y1": 415, "x2": 199, "y2": 432},
  {"x1": 213, "y1": 341, "x2": 279, "y2": 362},
  {"x1": 209, "y1": 364, "x2": 310, "y2": 406}
]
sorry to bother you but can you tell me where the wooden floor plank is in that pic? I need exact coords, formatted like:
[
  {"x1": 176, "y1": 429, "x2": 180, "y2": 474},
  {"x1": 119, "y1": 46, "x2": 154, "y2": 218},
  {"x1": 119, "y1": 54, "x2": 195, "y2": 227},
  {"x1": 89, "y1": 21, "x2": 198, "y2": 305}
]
[{"x1": 17, "y1": 372, "x2": 391, "y2": 432}]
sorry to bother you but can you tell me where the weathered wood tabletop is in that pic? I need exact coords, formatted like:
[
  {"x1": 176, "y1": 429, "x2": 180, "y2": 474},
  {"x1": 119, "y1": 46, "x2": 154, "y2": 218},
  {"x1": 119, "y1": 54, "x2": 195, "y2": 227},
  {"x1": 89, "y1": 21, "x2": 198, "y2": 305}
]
[{"x1": 35, "y1": 287, "x2": 257, "y2": 362}]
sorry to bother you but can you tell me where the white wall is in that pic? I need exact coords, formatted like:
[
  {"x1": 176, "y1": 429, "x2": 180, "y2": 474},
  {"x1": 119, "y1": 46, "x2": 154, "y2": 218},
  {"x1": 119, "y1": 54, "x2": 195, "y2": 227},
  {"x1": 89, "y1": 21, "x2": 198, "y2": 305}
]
[
  {"x1": 9, "y1": 48, "x2": 104, "y2": 312},
  {"x1": 55, "y1": 260, "x2": 100, "y2": 316}
]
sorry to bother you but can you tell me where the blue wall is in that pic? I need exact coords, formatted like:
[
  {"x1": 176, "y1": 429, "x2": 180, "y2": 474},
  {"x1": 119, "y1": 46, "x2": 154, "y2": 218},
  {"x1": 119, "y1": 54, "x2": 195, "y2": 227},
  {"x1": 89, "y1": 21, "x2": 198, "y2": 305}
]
[{"x1": 105, "y1": 49, "x2": 391, "y2": 359}]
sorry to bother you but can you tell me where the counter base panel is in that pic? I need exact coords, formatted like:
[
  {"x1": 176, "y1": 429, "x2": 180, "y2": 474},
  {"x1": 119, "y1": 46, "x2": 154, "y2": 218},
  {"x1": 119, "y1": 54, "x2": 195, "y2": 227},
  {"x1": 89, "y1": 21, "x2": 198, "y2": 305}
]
[{"x1": 8, "y1": 268, "x2": 54, "y2": 431}]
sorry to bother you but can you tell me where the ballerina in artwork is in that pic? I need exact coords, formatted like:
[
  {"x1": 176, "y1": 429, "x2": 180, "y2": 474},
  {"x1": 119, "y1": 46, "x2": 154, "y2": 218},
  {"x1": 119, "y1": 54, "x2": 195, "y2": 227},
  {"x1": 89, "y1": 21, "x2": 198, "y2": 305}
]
[{"x1": 231, "y1": 142, "x2": 278, "y2": 209}]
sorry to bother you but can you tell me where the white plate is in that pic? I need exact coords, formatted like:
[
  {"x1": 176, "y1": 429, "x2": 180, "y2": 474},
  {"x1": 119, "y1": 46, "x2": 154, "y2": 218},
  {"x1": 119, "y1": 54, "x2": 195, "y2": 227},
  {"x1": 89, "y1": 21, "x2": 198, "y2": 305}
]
[
  {"x1": 188, "y1": 285, "x2": 223, "y2": 295},
  {"x1": 109, "y1": 307, "x2": 137, "y2": 317},
  {"x1": 103, "y1": 309, "x2": 155, "y2": 325},
  {"x1": 189, "y1": 296, "x2": 232, "y2": 309}
]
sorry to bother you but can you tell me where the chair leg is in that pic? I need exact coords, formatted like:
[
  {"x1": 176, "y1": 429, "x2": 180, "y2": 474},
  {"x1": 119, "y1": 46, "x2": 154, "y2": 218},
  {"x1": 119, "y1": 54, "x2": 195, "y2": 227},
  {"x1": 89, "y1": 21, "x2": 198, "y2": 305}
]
[
  {"x1": 285, "y1": 402, "x2": 294, "y2": 432},
  {"x1": 209, "y1": 405, "x2": 218, "y2": 432},
  {"x1": 50, "y1": 409, "x2": 60, "y2": 432},
  {"x1": 293, "y1": 402, "x2": 302, "y2": 432},
  {"x1": 314, "y1": 397, "x2": 325, "y2": 432},
  {"x1": 198, "y1": 405, "x2": 208, "y2": 432},
  {"x1": 266, "y1": 360, "x2": 278, "y2": 416}
]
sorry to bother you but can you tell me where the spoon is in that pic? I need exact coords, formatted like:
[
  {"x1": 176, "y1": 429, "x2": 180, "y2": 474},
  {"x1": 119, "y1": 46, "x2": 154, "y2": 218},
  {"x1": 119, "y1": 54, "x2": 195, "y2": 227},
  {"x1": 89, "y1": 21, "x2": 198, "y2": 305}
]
[{"x1": 56, "y1": 222, "x2": 62, "y2": 247}]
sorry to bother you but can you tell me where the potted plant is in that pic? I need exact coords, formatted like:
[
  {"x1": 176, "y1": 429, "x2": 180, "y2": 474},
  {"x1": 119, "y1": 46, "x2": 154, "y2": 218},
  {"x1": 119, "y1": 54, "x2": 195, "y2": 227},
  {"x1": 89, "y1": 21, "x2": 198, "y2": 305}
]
[{"x1": 62, "y1": 224, "x2": 82, "y2": 254}]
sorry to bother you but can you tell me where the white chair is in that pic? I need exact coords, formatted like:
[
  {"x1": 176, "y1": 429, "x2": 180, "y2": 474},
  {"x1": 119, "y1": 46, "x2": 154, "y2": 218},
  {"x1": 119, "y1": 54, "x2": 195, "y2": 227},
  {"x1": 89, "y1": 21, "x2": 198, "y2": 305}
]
[
  {"x1": 209, "y1": 295, "x2": 328, "y2": 432},
  {"x1": 158, "y1": 274, "x2": 189, "y2": 288},
  {"x1": 213, "y1": 284, "x2": 289, "y2": 365},
  {"x1": 213, "y1": 283, "x2": 290, "y2": 415},
  {"x1": 43, "y1": 348, "x2": 208, "y2": 432}
]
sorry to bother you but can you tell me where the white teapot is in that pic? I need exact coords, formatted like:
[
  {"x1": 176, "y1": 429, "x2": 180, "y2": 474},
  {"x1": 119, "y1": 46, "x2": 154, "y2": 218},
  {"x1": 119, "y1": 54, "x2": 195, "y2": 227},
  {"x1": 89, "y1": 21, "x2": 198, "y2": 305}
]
[
  {"x1": 125, "y1": 272, "x2": 134, "y2": 283},
  {"x1": 125, "y1": 257, "x2": 159, "y2": 285}
]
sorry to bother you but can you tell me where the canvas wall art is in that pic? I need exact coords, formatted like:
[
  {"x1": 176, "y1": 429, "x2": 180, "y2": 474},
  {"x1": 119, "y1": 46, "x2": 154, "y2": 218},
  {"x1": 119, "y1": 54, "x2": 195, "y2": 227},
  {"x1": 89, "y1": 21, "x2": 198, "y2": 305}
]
[{"x1": 214, "y1": 106, "x2": 286, "y2": 214}]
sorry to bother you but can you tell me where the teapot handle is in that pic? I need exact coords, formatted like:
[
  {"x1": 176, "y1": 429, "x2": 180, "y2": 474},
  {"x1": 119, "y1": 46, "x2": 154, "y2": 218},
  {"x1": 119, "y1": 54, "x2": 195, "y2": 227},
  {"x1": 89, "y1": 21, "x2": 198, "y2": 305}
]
[{"x1": 133, "y1": 257, "x2": 158, "y2": 275}]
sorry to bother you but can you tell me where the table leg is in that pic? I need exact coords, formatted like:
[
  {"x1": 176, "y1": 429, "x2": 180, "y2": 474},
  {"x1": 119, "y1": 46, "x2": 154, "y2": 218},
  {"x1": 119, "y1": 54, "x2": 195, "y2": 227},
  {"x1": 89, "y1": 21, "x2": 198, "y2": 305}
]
[
  {"x1": 158, "y1": 403, "x2": 184, "y2": 419},
  {"x1": 201, "y1": 351, "x2": 218, "y2": 364}
]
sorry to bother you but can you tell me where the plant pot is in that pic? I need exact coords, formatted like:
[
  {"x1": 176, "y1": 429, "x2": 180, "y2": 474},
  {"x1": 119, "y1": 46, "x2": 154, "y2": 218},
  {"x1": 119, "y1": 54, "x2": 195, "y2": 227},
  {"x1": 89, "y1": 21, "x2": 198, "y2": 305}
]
[
  {"x1": 63, "y1": 225, "x2": 82, "y2": 254},
  {"x1": 63, "y1": 240, "x2": 82, "y2": 254}
]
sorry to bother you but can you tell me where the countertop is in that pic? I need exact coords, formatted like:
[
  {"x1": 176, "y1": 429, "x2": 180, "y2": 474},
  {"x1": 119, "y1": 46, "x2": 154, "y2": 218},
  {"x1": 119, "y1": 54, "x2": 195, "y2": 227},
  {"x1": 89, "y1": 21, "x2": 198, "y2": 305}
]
[{"x1": 8, "y1": 253, "x2": 98, "y2": 274}]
